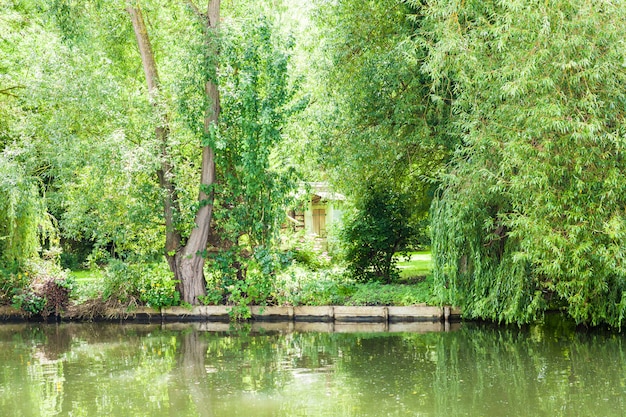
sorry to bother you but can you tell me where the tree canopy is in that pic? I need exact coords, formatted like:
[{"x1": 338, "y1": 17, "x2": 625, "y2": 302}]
[
  {"x1": 3, "y1": 0, "x2": 626, "y2": 326},
  {"x1": 426, "y1": 0, "x2": 626, "y2": 326}
]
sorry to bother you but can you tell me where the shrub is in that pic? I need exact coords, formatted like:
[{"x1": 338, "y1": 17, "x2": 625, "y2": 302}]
[
  {"x1": 340, "y1": 186, "x2": 416, "y2": 283},
  {"x1": 103, "y1": 261, "x2": 180, "y2": 309},
  {"x1": 281, "y1": 230, "x2": 335, "y2": 272},
  {"x1": 275, "y1": 265, "x2": 353, "y2": 305},
  {"x1": 0, "y1": 265, "x2": 29, "y2": 305},
  {"x1": 8, "y1": 259, "x2": 73, "y2": 316}
]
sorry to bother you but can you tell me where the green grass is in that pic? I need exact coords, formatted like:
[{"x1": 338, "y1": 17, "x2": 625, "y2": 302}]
[
  {"x1": 396, "y1": 251, "x2": 432, "y2": 282},
  {"x1": 70, "y1": 269, "x2": 103, "y2": 282}
]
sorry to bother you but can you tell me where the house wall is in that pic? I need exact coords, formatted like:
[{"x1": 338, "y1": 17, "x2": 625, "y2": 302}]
[{"x1": 304, "y1": 201, "x2": 343, "y2": 237}]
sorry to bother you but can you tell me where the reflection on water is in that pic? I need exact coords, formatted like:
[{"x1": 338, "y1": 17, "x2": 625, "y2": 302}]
[{"x1": 1, "y1": 319, "x2": 625, "y2": 416}]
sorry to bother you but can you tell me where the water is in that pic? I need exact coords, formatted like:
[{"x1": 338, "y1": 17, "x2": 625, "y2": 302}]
[{"x1": 1, "y1": 319, "x2": 625, "y2": 416}]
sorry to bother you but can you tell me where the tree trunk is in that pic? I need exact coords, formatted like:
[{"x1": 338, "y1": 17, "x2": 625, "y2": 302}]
[
  {"x1": 174, "y1": 0, "x2": 221, "y2": 304},
  {"x1": 128, "y1": 1, "x2": 221, "y2": 305},
  {"x1": 126, "y1": 2, "x2": 182, "y2": 269}
]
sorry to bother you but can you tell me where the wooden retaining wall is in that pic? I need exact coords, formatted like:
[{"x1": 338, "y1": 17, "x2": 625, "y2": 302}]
[{"x1": 0, "y1": 304, "x2": 461, "y2": 325}]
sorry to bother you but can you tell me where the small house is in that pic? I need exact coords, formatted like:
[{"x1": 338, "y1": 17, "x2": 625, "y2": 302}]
[{"x1": 287, "y1": 182, "x2": 345, "y2": 238}]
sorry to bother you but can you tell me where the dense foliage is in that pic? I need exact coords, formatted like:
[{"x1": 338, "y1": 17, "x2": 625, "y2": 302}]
[
  {"x1": 426, "y1": 0, "x2": 626, "y2": 326},
  {"x1": 207, "y1": 17, "x2": 301, "y2": 285},
  {"x1": 4, "y1": 0, "x2": 626, "y2": 327},
  {"x1": 305, "y1": 0, "x2": 451, "y2": 244},
  {"x1": 341, "y1": 186, "x2": 416, "y2": 283}
]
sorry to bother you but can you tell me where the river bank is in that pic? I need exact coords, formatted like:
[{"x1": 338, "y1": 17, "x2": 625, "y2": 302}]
[{"x1": 0, "y1": 304, "x2": 461, "y2": 325}]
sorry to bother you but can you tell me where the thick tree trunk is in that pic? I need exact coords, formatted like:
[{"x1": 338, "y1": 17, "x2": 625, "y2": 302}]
[
  {"x1": 128, "y1": 1, "x2": 221, "y2": 304},
  {"x1": 174, "y1": 0, "x2": 221, "y2": 304}
]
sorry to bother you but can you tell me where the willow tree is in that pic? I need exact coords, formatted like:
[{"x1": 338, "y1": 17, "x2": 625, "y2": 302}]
[
  {"x1": 0, "y1": 3, "x2": 64, "y2": 272},
  {"x1": 127, "y1": 0, "x2": 220, "y2": 304},
  {"x1": 0, "y1": 157, "x2": 45, "y2": 270},
  {"x1": 426, "y1": 0, "x2": 626, "y2": 326}
]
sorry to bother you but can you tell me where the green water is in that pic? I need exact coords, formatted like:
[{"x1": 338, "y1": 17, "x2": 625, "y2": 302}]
[{"x1": 1, "y1": 320, "x2": 625, "y2": 417}]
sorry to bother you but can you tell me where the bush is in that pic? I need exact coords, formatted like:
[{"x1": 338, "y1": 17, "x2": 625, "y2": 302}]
[
  {"x1": 0, "y1": 265, "x2": 29, "y2": 305},
  {"x1": 341, "y1": 187, "x2": 416, "y2": 283},
  {"x1": 280, "y1": 230, "x2": 335, "y2": 271},
  {"x1": 203, "y1": 246, "x2": 293, "y2": 311},
  {"x1": 103, "y1": 261, "x2": 180, "y2": 309},
  {"x1": 8, "y1": 259, "x2": 73, "y2": 316},
  {"x1": 275, "y1": 265, "x2": 353, "y2": 305}
]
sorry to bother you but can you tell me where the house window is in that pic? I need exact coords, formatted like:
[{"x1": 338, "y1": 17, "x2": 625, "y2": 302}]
[{"x1": 312, "y1": 208, "x2": 326, "y2": 236}]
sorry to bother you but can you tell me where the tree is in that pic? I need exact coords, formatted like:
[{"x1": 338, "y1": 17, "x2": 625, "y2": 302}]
[
  {"x1": 426, "y1": 0, "x2": 626, "y2": 326},
  {"x1": 0, "y1": 156, "x2": 45, "y2": 270},
  {"x1": 205, "y1": 16, "x2": 300, "y2": 294},
  {"x1": 126, "y1": 0, "x2": 219, "y2": 304},
  {"x1": 341, "y1": 186, "x2": 415, "y2": 283},
  {"x1": 127, "y1": 1, "x2": 299, "y2": 304},
  {"x1": 303, "y1": 0, "x2": 452, "y2": 253}
]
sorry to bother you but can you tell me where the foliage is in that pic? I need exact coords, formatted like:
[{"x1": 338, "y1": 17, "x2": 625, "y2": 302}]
[
  {"x1": 176, "y1": 14, "x2": 303, "y2": 308},
  {"x1": 345, "y1": 280, "x2": 433, "y2": 306},
  {"x1": 8, "y1": 259, "x2": 73, "y2": 316},
  {"x1": 341, "y1": 186, "x2": 417, "y2": 283},
  {"x1": 102, "y1": 261, "x2": 180, "y2": 309},
  {"x1": 0, "y1": 154, "x2": 47, "y2": 270},
  {"x1": 426, "y1": 0, "x2": 626, "y2": 326},
  {"x1": 276, "y1": 265, "x2": 354, "y2": 306},
  {"x1": 202, "y1": 246, "x2": 291, "y2": 318},
  {"x1": 11, "y1": 292, "x2": 46, "y2": 315},
  {"x1": 1, "y1": 0, "x2": 164, "y2": 268},
  {"x1": 0, "y1": 268, "x2": 30, "y2": 305},
  {"x1": 305, "y1": 0, "x2": 451, "y2": 244},
  {"x1": 274, "y1": 263, "x2": 432, "y2": 306},
  {"x1": 283, "y1": 231, "x2": 333, "y2": 271},
  {"x1": 211, "y1": 16, "x2": 300, "y2": 248}
]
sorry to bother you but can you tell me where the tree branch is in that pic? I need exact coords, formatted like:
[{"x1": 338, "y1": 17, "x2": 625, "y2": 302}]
[{"x1": 186, "y1": 1, "x2": 205, "y2": 19}]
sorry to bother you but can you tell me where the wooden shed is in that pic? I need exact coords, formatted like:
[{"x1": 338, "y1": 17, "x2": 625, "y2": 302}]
[{"x1": 288, "y1": 182, "x2": 345, "y2": 237}]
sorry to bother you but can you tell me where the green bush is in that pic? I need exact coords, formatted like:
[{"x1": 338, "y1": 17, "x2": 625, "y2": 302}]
[
  {"x1": 281, "y1": 231, "x2": 334, "y2": 270},
  {"x1": 0, "y1": 266, "x2": 29, "y2": 305},
  {"x1": 275, "y1": 265, "x2": 352, "y2": 305},
  {"x1": 341, "y1": 186, "x2": 416, "y2": 283},
  {"x1": 12, "y1": 292, "x2": 46, "y2": 315},
  {"x1": 140, "y1": 272, "x2": 180, "y2": 308},
  {"x1": 103, "y1": 261, "x2": 180, "y2": 308}
]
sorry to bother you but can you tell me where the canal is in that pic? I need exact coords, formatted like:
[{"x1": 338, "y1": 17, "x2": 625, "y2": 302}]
[{"x1": 1, "y1": 319, "x2": 624, "y2": 416}]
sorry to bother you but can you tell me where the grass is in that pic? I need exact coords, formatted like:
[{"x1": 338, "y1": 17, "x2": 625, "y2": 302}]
[
  {"x1": 396, "y1": 250, "x2": 432, "y2": 283},
  {"x1": 69, "y1": 269, "x2": 103, "y2": 282}
]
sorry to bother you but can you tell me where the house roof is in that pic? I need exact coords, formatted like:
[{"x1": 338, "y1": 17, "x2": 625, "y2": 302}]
[{"x1": 299, "y1": 182, "x2": 346, "y2": 201}]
